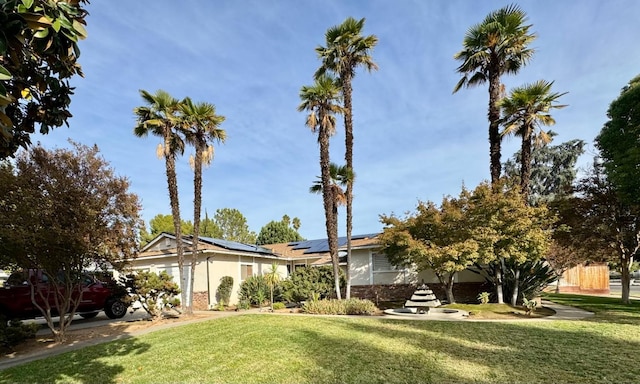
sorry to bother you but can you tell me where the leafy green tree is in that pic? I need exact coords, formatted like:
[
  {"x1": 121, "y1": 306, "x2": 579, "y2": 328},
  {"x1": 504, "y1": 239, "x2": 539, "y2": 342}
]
[
  {"x1": 454, "y1": 4, "x2": 536, "y2": 185},
  {"x1": 499, "y1": 80, "x2": 567, "y2": 202},
  {"x1": 596, "y1": 74, "x2": 640, "y2": 206},
  {"x1": 256, "y1": 215, "x2": 304, "y2": 245},
  {"x1": 213, "y1": 208, "x2": 256, "y2": 244},
  {"x1": 143, "y1": 214, "x2": 194, "y2": 243},
  {"x1": 179, "y1": 97, "x2": 226, "y2": 315},
  {"x1": 315, "y1": 17, "x2": 378, "y2": 300},
  {"x1": 134, "y1": 89, "x2": 188, "y2": 312},
  {"x1": 0, "y1": 142, "x2": 141, "y2": 342},
  {"x1": 468, "y1": 181, "x2": 553, "y2": 305},
  {"x1": 503, "y1": 138, "x2": 585, "y2": 205},
  {"x1": 0, "y1": 0, "x2": 89, "y2": 158},
  {"x1": 120, "y1": 271, "x2": 181, "y2": 320},
  {"x1": 298, "y1": 75, "x2": 344, "y2": 299},
  {"x1": 215, "y1": 276, "x2": 233, "y2": 306},
  {"x1": 379, "y1": 189, "x2": 484, "y2": 304}
]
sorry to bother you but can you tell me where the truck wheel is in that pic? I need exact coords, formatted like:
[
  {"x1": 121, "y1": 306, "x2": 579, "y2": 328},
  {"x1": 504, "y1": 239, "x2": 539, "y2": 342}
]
[
  {"x1": 80, "y1": 312, "x2": 99, "y2": 319},
  {"x1": 104, "y1": 299, "x2": 127, "y2": 319}
]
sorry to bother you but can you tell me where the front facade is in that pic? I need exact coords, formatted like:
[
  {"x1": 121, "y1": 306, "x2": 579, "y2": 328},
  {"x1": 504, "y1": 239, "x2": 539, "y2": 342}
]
[{"x1": 131, "y1": 232, "x2": 486, "y2": 309}]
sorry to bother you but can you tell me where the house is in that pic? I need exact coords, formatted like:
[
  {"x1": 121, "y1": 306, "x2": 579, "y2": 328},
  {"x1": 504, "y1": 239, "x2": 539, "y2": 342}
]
[{"x1": 131, "y1": 232, "x2": 488, "y2": 309}]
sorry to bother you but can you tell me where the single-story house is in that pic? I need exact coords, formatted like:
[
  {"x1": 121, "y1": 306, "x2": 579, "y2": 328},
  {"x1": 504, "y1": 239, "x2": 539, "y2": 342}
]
[{"x1": 130, "y1": 232, "x2": 488, "y2": 309}]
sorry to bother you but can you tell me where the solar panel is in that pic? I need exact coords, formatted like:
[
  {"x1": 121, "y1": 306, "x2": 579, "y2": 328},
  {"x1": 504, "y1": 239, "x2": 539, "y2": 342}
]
[
  {"x1": 199, "y1": 237, "x2": 273, "y2": 254},
  {"x1": 290, "y1": 233, "x2": 379, "y2": 254}
]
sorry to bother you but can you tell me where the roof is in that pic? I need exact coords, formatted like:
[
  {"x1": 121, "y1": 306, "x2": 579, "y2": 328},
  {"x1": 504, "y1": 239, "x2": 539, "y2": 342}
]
[
  {"x1": 265, "y1": 233, "x2": 380, "y2": 260},
  {"x1": 198, "y1": 237, "x2": 274, "y2": 254}
]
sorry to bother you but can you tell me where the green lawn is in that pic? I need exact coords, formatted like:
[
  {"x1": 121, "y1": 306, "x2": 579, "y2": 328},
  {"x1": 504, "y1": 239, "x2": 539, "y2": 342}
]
[{"x1": 1, "y1": 295, "x2": 639, "y2": 384}]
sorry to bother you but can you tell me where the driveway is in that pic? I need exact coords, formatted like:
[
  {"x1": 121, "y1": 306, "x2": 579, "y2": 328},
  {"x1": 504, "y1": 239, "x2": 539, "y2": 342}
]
[{"x1": 27, "y1": 310, "x2": 151, "y2": 336}]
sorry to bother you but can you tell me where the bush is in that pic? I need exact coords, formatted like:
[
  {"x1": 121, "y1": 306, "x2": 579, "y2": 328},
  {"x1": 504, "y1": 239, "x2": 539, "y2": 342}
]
[
  {"x1": 0, "y1": 318, "x2": 39, "y2": 353},
  {"x1": 477, "y1": 291, "x2": 490, "y2": 304},
  {"x1": 280, "y1": 265, "x2": 345, "y2": 303},
  {"x1": 239, "y1": 275, "x2": 282, "y2": 306},
  {"x1": 302, "y1": 298, "x2": 377, "y2": 315},
  {"x1": 272, "y1": 302, "x2": 286, "y2": 310},
  {"x1": 503, "y1": 260, "x2": 556, "y2": 303},
  {"x1": 216, "y1": 276, "x2": 234, "y2": 306},
  {"x1": 120, "y1": 271, "x2": 181, "y2": 318}
]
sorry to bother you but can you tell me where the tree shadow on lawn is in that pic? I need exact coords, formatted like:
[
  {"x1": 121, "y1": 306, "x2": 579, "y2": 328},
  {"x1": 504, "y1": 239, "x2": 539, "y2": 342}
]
[
  {"x1": 299, "y1": 317, "x2": 640, "y2": 384},
  {"x1": 545, "y1": 294, "x2": 640, "y2": 325},
  {"x1": 0, "y1": 337, "x2": 150, "y2": 384}
]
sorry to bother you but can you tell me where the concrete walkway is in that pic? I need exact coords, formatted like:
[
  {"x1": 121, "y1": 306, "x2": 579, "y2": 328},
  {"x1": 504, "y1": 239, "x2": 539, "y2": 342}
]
[{"x1": 0, "y1": 302, "x2": 594, "y2": 370}]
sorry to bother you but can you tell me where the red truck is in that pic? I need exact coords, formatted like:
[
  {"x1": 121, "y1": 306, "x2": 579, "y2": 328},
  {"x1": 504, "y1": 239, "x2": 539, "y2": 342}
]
[{"x1": 0, "y1": 270, "x2": 128, "y2": 320}]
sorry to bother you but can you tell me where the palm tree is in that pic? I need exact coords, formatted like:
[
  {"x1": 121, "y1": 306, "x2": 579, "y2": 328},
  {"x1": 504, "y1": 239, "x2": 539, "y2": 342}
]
[
  {"x1": 454, "y1": 4, "x2": 536, "y2": 185},
  {"x1": 310, "y1": 163, "x2": 353, "y2": 240},
  {"x1": 298, "y1": 74, "x2": 344, "y2": 299},
  {"x1": 178, "y1": 97, "x2": 226, "y2": 315},
  {"x1": 133, "y1": 89, "x2": 188, "y2": 310},
  {"x1": 315, "y1": 17, "x2": 378, "y2": 299},
  {"x1": 264, "y1": 262, "x2": 282, "y2": 312},
  {"x1": 500, "y1": 80, "x2": 567, "y2": 203}
]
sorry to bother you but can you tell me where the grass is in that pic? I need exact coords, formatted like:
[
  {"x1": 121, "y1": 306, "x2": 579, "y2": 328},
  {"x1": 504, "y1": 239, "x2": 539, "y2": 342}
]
[
  {"x1": 445, "y1": 303, "x2": 555, "y2": 319},
  {"x1": 543, "y1": 292, "x2": 640, "y2": 324},
  {"x1": 1, "y1": 294, "x2": 639, "y2": 384}
]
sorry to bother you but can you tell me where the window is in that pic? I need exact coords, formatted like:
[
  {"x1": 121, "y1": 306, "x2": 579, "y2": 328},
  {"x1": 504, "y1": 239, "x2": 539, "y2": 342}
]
[
  {"x1": 372, "y1": 253, "x2": 398, "y2": 272},
  {"x1": 241, "y1": 264, "x2": 253, "y2": 281}
]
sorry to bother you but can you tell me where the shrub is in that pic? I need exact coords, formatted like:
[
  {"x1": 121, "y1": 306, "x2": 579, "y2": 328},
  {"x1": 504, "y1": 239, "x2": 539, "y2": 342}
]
[
  {"x1": 280, "y1": 265, "x2": 345, "y2": 303},
  {"x1": 216, "y1": 276, "x2": 234, "y2": 306},
  {"x1": 120, "y1": 271, "x2": 181, "y2": 318},
  {"x1": 237, "y1": 299, "x2": 250, "y2": 311},
  {"x1": 477, "y1": 292, "x2": 490, "y2": 304},
  {"x1": 522, "y1": 297, "x2": 537, "y2": 316},
  {"x1": 0, "y1": 318, "x2": 39, "y2": 353},
  {"x1": 302, "y1": 298, "x2": 377, "y2": 315},
  {"x1": 239, "y1": 275, "x2": 282, "y2": 306},
  {"x1": 503, "y1": 260, "x2": 556, "y2": 303},
  {"x1": 272, "y1": 302, "x2": 286, "y2": 310}
]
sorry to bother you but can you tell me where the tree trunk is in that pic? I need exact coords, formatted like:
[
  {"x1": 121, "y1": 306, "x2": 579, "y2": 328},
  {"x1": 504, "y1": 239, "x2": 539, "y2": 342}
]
[
  {"x1": 188, "y1": 143, "x2": 204, "y2": 316},
  {"x1": 495, "y1": 259, "x2": 504, "y2": 304},
  {"x1": 511, "y1": 268, "x2": 521, "y2": 306},
  {"x1": 620, "y1": 253, "x2": 631, "y2": 304},
  {"x1": 446, "y1": 274, "x2": 456, "y2": 304},
  {"x1": 164, "y1": 127, "x2": 185, "y2": 311},
  {"x1": 520, "y1": 127, "x2": 533, "y2": 204},
  {"x1": 318, "y1": 112, "x2": 341, "y2": 300},
  {"x1": 488, "y1": 66, "x2": 502, "y2": 186},
  {"x1": 342, "y1": 71, "x2": 354, "y2": 300}
]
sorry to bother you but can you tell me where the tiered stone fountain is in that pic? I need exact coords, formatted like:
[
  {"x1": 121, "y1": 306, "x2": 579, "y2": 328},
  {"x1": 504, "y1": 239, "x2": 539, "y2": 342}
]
[{"x1": 383, "y1": 284, "x2": 466, "y2": 319}]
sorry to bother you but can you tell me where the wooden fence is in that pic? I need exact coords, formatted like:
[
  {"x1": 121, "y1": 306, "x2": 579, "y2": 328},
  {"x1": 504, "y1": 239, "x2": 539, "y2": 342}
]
[{"x1": 560, "y1": 263, "x2": 610, "y2": 294}]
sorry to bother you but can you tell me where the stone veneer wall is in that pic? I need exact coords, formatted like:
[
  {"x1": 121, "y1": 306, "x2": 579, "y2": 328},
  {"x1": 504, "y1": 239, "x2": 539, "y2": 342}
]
[
  {"x1": 351, "y1": 282, "x2": 494, "y2": 304},
  {"x1": 192, "y1": 291, "x2": 209, "y2": 311}
]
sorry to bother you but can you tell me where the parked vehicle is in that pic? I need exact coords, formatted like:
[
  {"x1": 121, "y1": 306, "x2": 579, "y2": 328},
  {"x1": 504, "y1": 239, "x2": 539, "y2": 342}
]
[{"x1": 0, "y1": 270, "x2": 128, "y2": 321}]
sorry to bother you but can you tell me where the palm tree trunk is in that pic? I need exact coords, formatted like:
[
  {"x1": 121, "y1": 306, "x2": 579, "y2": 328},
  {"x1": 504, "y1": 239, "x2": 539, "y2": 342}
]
[
  {"x1": 488, "y1": 67, "x2": 502, "y2": 186},
  {"x1": 319, "y1": 113, "x2": 341, "y2": 300},
  {"x1": 520, "y1": 127, "x2": 533, "y2": 204},
  {"x1": 342, "y1": 71, "x2": 354, "y2": 300},
  {"x1": 164, "y1": 128, "x2": 185, "y2": 312},
  {"x1": 188, "y1": 144, "x2": 204, "y2": 316}
]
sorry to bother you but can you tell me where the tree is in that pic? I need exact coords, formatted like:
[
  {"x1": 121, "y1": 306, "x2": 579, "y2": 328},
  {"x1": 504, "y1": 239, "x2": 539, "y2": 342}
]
[
  {"x1": 379, "y1": 191, "x2": 482, "y2": 304},
  {"x1": 134, "y1": 89, "x2": 188, "y2": 312},
  {"x1": 298, "y1": 74, "x2": 344, "y2": 299},
  {"x1": 454, "y1": 4, "x2": 536, "y2": 185},
  {"x1": 0, "y1": 0, "x2": 89, "y2": 159},
  {"x1": 0, "y1": 142, "x2": 141, "y2": 342},
  {"x1": 120, "y1": 271, "x2": 181, "y2": 320},
  {"x1": 264, "y1": 262, "x2": 282, "y2": 311},
  {"x1": 316, "y1": 17, "x2": 378, "y2": 300},
  {"x1": 503, "y1": 138, "x2": 585, "y2": 205},
  {"x1": 256, "y1": 215, "x2": 304, "y2": 245},
  {"x1": 596, "y1": 74, "x2": 640, "y2": 207},
  {"x1": 554, "y1": 162, "x2": 638, "y2": 304},
  {"x1": 499, "y1": 80, "x2": 567, "y2": 202},
  {"x1": 213, "y1": 208, "x2": 256, "y2": 244},
  {"x1": 142, "y1": 214, "x2": 194, "y2": 244},
  {"x1": 309, "y1": 163, "x2": 353, "y2": 249},
  {"x1": 179, "y1": 97, "x2": 226, "y2": 315},
  {"x1": 468, "y1": 181, "x2": 553, "y2": 305}
]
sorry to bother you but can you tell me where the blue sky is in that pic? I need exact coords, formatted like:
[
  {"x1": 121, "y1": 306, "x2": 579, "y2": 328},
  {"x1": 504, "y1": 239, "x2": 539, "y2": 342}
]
[{"x1": 33, "y1": 0, "x2": 640, "y2": 240}]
